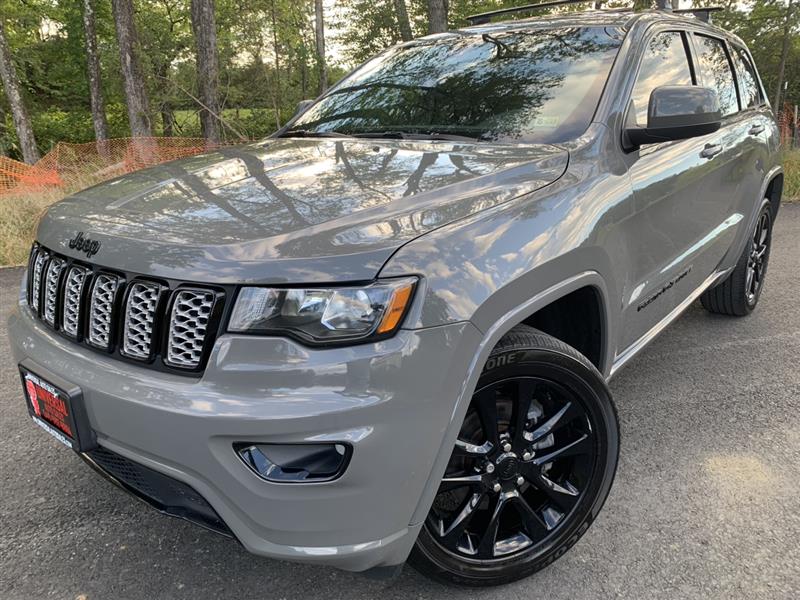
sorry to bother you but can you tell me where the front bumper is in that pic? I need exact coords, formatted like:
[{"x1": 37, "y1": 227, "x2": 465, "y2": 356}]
[{"x1": 7, "y1": 281, "x2": 482, "y2": 571}]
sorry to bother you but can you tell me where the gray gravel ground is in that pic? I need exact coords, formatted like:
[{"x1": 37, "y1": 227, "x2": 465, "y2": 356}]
[{"x1": 1, "y1": 205, "x2": 798, "y2": 600}]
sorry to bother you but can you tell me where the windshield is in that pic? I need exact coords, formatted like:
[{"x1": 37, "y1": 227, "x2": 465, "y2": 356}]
[{"x1": 289, "y1": 26, "x2": 623, "y2": 144}]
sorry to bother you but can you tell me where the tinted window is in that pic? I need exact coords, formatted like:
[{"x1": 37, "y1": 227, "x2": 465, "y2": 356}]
[
  {"x1": 631, "y1": 32, "x2": 694, "y2": 127},
  {"x1": 291, "y1": 27, "x2": 622, "y2": 144},
  {"x1": 693, "y1": 35, "x2": 739, "y2": 116},
  {"x1": 731, "y1": 46, "x2": 763, "y2": 108}
]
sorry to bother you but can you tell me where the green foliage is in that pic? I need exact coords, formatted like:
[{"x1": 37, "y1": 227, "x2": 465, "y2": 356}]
[{"x1": 0, "y1": 0, "x2": 797, "y2": 161}]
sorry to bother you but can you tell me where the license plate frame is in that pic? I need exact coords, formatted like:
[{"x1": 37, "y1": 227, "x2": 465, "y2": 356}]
[{"x1": 19, "y1": 362, "x2": 96, "y2": 453}]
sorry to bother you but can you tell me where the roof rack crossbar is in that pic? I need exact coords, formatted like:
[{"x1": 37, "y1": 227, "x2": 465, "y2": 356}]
[
  {"x1": 466, "y1": 0, "x2": 600, "y2": 25},
  {"x1": 672, "y1": 7, "x2": 724, "y2": 23}
]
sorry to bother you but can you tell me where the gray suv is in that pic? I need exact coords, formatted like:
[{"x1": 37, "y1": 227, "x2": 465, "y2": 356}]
[{"x1": 8, "y1": 5, "x2": 782, "y2": 587}]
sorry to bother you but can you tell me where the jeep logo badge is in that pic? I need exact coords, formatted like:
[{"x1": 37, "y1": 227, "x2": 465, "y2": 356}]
[{"x1": 68, "y1": 232, "x2": 101, "y2": 258}]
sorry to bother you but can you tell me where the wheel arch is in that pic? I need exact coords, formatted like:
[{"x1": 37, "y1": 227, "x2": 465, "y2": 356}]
[
  {"x1": 764, "y1": 170, "x2": 783, "y2": 220},
  {"x1": 408, "y1": 270, "x2": 614, "y2": 526}
]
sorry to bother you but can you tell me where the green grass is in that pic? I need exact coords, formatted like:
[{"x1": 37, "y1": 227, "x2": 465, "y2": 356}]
[
  {"x1": 0, "y1": 189, "x2": 64, "y2": 266},
  {"x1": 783, "y1": 150, "x2": 800, "y2": 202}
]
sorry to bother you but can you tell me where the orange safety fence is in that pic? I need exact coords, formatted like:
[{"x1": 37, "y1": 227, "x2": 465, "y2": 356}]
[
  {"x1": 0, "y1": 137, "x2": 230, "y2": 197},
  {"x1": 778, "y1": 103, "x2": 798, "y2": 148}
]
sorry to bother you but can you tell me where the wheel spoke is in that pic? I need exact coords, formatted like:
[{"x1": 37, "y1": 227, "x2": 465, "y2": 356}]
[
  {"x1": 532, "y1": 433, "x2": 592, "y2": 466},
  {"x1": 452, "y1": 438, "x2": 492, "y2": 458},
  {"x1": 758, "y1": 218, "x2": 768, "y2": 245},
  {"x1": 439, "y1": 474, "x2": 483, "y2": 493},
  {"x1": 534, "y1": 473, "x2": 580, "y2": 513},
  {"x1": 475, "y1": 387, "x2": 500, "y2": 446},
  {"x1": 745, "y1": 266, "x2": 755, "y2": 296},
  {"x1": 525, "y1": 401, "x2": 577, "y2": 443},
  {"x1": 441, "y1": 492, "x2": 484, "y2": 541},
  {"x1": 477, "y1": 493, "x2": 508, "y2": 556},
  {"x1": 513, "y1": 496, "x2": 549, "y2": 542},
  {"x1": 512, "y1": 380, "x2": 535, "y2": 446}
]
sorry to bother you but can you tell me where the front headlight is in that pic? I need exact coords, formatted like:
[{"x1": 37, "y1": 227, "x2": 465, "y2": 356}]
[{"x1": 228, "y1": 277, "x2": 417, "y2": 344}]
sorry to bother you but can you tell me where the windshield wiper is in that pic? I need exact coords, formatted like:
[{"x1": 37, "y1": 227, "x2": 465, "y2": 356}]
[
  {"x1": 278, "y1": 129, "x2": 352, "y2": 138},
  {"x1": 351, "y1": 131, "x2": 482, "y2": 142}
]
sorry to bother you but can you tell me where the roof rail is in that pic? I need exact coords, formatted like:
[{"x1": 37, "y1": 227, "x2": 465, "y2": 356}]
[
  {"x1": 466, "y1": 0, "x2": 601, "y2": 25},
  {"x1": 465, "y1": 1, "x2": 726, "y2": 26},
  {"x1": 672, "y1": 7, "x2": 724, "y2": 23}
]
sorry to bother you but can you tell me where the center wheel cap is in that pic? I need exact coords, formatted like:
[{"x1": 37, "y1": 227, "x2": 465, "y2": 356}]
[{"x1": 497, "y1": 456, "x2": 519, "y2": 481}]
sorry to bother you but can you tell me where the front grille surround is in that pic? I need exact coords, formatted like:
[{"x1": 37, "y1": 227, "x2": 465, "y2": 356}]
[{"x1": 25, "y1": 244, "x2": 226, "y2": 375}]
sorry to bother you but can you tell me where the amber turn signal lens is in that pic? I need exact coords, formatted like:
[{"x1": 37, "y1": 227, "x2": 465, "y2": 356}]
[{"x1": 377, "y1": 282, "x2": 415, "y2": 334}]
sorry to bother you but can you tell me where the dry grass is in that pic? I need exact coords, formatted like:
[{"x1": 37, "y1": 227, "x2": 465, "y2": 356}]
[
  {"x1": 0, "y1": 189, "x2": 64, "y2": 267},
  {"x1": 783, "y1": 150, "x2": 800, "y2": 202}
]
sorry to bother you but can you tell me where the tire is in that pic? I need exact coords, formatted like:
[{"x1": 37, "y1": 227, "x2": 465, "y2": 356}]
[
  {"x1": 700, "y1": 200, "x2": 773, "y2": 316},
  {"x1": 409, "y1": 325, "x2": 619, "y2": 587}
]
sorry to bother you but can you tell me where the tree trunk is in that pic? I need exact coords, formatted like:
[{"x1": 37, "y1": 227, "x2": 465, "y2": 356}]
[
  {"x1": 0, "y1": 22, "x2": 40, "y2": 164},
  {"x1": 161, "y1": 105, "x2": 175, "y2": 137},
  {"x1": 0, "y1": 105, "x2": 7, "y2": 156},
  {"x1": 111, "y1": 0, "x2": 152, "y2": 138},
  {"x1": 270, "y1": 0, "x2": 282, "y2": 128},
  {"x1": 82, "y1": 0, "x2": 109, "y2": 142},
  {"x1": 190, "y1": 0, "x2": 222, "y2": 144},
  {"x1": 315, "y1": 0, "x2": 328, "y2": 93},
  {"x1": 773, "y1": 0, "x2": 795, "y2": 110},
  {"x1": 427, "y1": 0, "x2": 448, "y2": 34},
  {"x1": 394, "y1": 0, "x2": 413, "y2": 42}
]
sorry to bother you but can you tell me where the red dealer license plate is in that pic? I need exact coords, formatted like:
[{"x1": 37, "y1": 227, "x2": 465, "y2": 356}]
[{"x1": 20, "y1": 366, "x2": 94, "y2": 452}]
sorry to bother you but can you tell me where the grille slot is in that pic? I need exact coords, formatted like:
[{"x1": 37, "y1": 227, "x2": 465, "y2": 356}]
[
  {"x1": 62, "y1": 266, "x2": 89, "y2": 338},
  {"x1": 31, "y1": 249, "x2": 49, "y2": 312},
  {"x1": 166, "y1": 290, "x2": 216, "y2": 369},
  {"x1": 122, "y1": 282, "x2": 161, "y2": 360},
  {"x1": 87, "y1": 274, "x2": 120, "y2": 349},
  {"x1": 43, "y1": 257, "x2": 66, "y2": 326}
]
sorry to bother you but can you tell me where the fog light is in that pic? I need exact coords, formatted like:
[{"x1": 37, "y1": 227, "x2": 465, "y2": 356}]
[{"x1": 235, "y1": 443, "x2": 350, "y2": 483}]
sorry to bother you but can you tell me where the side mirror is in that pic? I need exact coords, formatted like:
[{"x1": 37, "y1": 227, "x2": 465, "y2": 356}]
[
  {"x1": 294, "y1": 99, "x2": 315, "y2": 117},
  {"x1": 625, "y1": 86, "x2": 722, "y2": 148}
]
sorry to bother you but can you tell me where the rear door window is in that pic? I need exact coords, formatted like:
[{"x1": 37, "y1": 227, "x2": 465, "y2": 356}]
[
  {"x1": 730, "y1": 46, "x2": 764, "y2": 109},
  {"x1": 692, "y1": 34, "x2": 740, "y2": 116},
  {"x1": 631, "y1": 31, "x2": 694, "y2": 127}
]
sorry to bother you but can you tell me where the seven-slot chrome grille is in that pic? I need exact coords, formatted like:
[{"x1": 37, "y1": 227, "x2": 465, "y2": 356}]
[{"x1": 26, "y1": 243, "x2": 223, "y2": 372}]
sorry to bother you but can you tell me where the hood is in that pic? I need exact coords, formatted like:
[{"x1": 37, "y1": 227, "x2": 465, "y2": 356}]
[{"x1": 37, "y1": 138, "x2": 567, "y2": 283}]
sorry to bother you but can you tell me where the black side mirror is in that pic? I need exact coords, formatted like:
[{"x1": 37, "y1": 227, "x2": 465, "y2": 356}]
[
  {"x1": 625, "y1": 86, "x2": 722, "y2": 148},
  {"x1": 294, "y1": 99, "x2": 315, "y2": 117}
]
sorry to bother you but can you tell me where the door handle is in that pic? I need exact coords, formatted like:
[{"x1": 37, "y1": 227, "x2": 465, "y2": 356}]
[
  {"x1": 700, "y1": 143, "x2": 723, "y2": 159},
  {"x1": 748, "y1": 124, "x2": 765, "y2": 135}
]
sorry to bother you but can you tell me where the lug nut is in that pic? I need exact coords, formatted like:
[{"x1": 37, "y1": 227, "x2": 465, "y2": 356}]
[
  {"x1": 516, "y1": 476, "x2": 525, "y2": 487},
  {"x1": 493, "y1": 483, "x2": 502, "y2": 493},
  {"x1": 486, "y1": 463, "x2": 495, "y2": 473},
  {"x1": 522, "y1": 452, "x2": 532, "y2": 461},
  {"x1": 503, "y1": 443, "x2": 512, "y2": 452}
]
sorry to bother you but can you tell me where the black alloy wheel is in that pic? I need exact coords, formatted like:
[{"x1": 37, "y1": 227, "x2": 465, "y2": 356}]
[
  {"x1": 411, "y1": 326, "x2": 619, "y2": 586},
  {"x1": 701, "y1": 199, "x2": 774, "y2": 316},
  {"x1": 745, "y1": 210, "x2": 771, "y2": 306}
]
